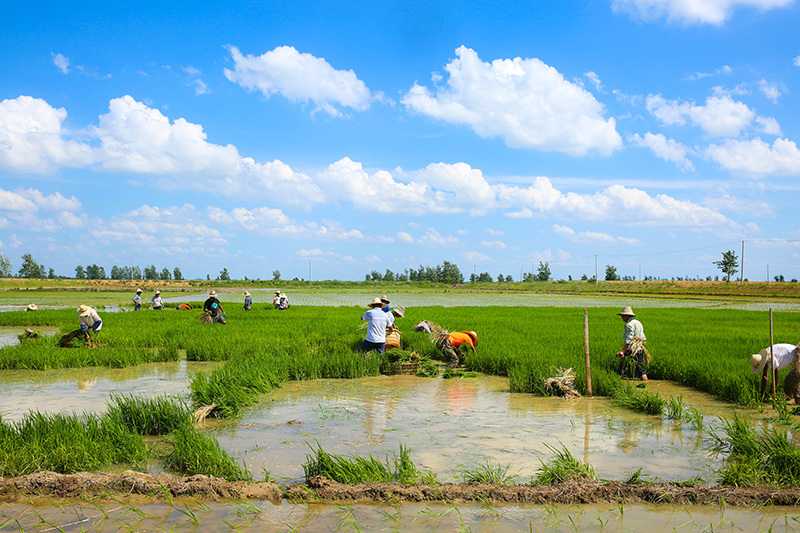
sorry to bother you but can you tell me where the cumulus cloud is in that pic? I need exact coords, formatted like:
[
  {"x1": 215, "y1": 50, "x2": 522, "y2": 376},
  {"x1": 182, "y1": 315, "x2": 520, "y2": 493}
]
[
  {"x1": 553, "y1": 225, "x2": 639, "y2": 245},
  {"x1": 629, "y1": 132, "x2": 695, "y2": 171},
  {"x1": 0, "y1": 96, "x2": 95, "y2": 173},
  {"x1": 645, "y1": 93, "x2": 776, "y2": 137},
  {"x1": 480, "y1": 240, "x2": 507, "y2": 249},
  {"x1": 612, "y1": 0, "x2": 793, "y2": 25},
  {"x1": 703, "y1": 192, "x2": 773, "y2": 215},
  {"x1": 51, "y1": 53, "x2": 69, "y2": 74},
  {"x1": 463, "y1": 250, "x2": 493, "y2": 263},
  {"x1": 758, "y1": 79, "x2": 784, "y2": 103},
  {"x1": 401, "y1": 46, "x2": 621, "y2": 156},
  {"x1": 396, "y1": 231, "x2": 414, "y2": 243},
  {"x1": 0, "y1": 188, "x2": 85, "y2": 232},
  {"x1": 417, "y1": 228, "x2": 459, "y2": 247},
  {"x1": 795, "y1": 55, "x2": 800, "y2": 67},
  {"x1": 224, "y1": 46, "x2": 373, "y2": 116},
  {"x1": 685, "y1": 65, "x2": 732, "y2": 81},
  {"x1": 705, "y1": 137, "x2": 800, "y2": 176}
]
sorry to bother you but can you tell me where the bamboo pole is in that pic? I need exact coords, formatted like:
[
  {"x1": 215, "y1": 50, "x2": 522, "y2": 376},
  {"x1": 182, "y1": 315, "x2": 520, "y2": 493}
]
[
  {"x1": 584, "y1": 308, "x2": 592, "y2": 398},
  {"x1": 770, "y1": 308, "x2": 776, "y2": 401}
]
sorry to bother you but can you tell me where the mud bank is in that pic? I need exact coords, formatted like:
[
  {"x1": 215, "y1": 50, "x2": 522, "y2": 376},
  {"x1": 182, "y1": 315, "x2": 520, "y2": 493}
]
[{"x1": 3, "y1": 472, "x2": 800, "y2": 508}]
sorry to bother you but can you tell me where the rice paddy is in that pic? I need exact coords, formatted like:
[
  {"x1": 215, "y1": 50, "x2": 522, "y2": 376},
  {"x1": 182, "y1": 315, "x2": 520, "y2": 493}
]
[{"x1": 1, "y1": 289, "x2": 799, "y2": 530}]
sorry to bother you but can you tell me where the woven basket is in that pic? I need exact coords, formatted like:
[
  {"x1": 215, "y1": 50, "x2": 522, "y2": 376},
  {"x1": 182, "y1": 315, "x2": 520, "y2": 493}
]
[{"x1": 391, "y1": 362, "x2": 420, "y2": 375}]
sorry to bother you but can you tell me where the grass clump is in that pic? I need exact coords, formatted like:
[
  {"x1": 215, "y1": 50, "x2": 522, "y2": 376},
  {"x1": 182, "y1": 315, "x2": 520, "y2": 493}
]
[
  {"x1": 164, "y1": 426, "x2": 253, "y2": 482},
  {"x1": 611, "y1": 383, "x2": 665, "y2": 416},
  {"x1": 303, "y1": 444, "x2": 433, "y2": 484},
  {"x1": 532, "y1": 444, "x2": 596, "y2": 484},
  {"x1": 106, "y1": 394, "x2": 193, "y2": 435},
  {"x1": 460, "y1": 460, "x2": 518, "y2": 485}
]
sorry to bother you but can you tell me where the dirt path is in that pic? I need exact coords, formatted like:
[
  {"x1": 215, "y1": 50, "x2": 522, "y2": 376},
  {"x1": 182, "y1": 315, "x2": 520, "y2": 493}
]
[{"x1": 2, "y1": 471, "x2": 800, "y2": 507}]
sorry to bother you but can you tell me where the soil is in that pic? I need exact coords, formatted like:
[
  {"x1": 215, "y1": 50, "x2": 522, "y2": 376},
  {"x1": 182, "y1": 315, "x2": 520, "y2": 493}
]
[{"x1": 2, "y1": 472, "x2": 799, "y2": 507}]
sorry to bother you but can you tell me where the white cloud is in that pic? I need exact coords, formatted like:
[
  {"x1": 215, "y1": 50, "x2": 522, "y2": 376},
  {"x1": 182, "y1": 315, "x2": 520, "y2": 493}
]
[
  {"x1": 758, "y1": 79, "x2": 784, "y2": 103},
  {"x1": 629, "y1": 132, "x2": 695, "y2": 171},
  {"x1": 553, "y1": 224, "x2": 639, "y2": 245},
  {"x1": 485, "y1": 228, "x2": 504, "y2": 235},
  {"x1": 795, "y1": 55, "x2": 800, "y2": 67},
  {"x1": 612, "y1": 0, "x2": 793, "y2": 25},
  {"x1": 463, "y1": 251, "x2": 493, "y2": 263},
  {"x1": 703, "y1": 192, "x2": 773, "y2": 215},
  {"x1": 0, "y1": 96, "x2": 95, "y2": 173},
  {"x1": 480, "y1": 240, "x2": 507, "y2": 249},
  {"x1": 51, "y1": 53, "x2": 69, "y2": 74},
  {"x1": 584, "y1": 71, "x2": 604, "y2": 91},
  {"x1": 418, "y1": 228, "x2": 459, "y2": 247},
  {"x1": 645, "y1": 93, "x2": 772, "y2": 137},
  {"x1": 224, "y1": 45, "x2": 372, "y2": 116},
  {"x1": 396, "y1": 231, "x2": 414, "y2": 243},
  {"x1": 295, "y1": 248, "x2": 357, "y2": 264},
  {"x1": 685, "y1": 65, "x2": 732, "y2": 81},
  {"x1": 705, "y1": 137, "x2": 800, "y2": 176},
  {"x1": 401, "y1": 46, "x2": 621, "y2": 156}
]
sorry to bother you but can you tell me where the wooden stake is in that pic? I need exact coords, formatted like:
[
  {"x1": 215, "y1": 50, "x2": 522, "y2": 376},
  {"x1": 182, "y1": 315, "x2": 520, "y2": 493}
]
[
  {"x1": 584, "y1": 308, "x2": 592, "y2": 398},
  {"x1": 770, "y1": 308, "x2": 776, "y2": 401}
]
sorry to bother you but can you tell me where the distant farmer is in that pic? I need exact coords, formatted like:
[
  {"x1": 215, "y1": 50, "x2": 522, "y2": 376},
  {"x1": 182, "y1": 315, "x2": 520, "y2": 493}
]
[
  {"x1": 437, "y1": 331, "x2": 478, "y2": 368},
  {"x1": 615, "y1": 306, "x2": 649, "y2": 382},
  {"x1": 750, "y1": 343, "x2": 799, "y2": 400},
  {"x1": 243, "y1": 291, "x2": 252, "y2": 311},
  {"x1": 359, "y1": 297, "x2": 394, "y2": 353},
  {"x1": 385, "y1": 306, "x2": 405, "y2": 350},
  {"x1": 151, "y1": 290, "x2": 163, "y2": 310},
  {"x1": 380, "y1": 294, "x2": 391, "y2": 314},
  {"x1": 133, "y1": 289, "x2": 142, "y2": 311},
  {"x1": 273, "y1": 291, "x2": 281, "y2": 309},
  {"x1": 203, "y1": 290, "x2": 226, "y2": 324},
  {"x1": 276, "y1": 292, "x2": 289, "y2": 310},
  {"x1": 414, "y1": 320, "x2": 432, "y2": 333},
  {"x1": 176, "y1": 303, "x2": 192, "y2": 310},
  {"x1": 77, "y1": 304, "x2": 102, "y2": 342},
  {"x1": 25, "y1": 304, "x2": 37, "y2": 312}
]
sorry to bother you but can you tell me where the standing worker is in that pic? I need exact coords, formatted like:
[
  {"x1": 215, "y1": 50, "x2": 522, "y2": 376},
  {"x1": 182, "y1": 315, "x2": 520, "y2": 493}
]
[
  {"x1": 133, "y1": 289, "x2": 142, "y2": 311},
  {"x1": 77, "y1": 304, "x2": 102, "y2": 342},
  {"x1": 615, "y1": 306, "x2": 649, "y2": 382},
  {"x1": 204, "y1": 290, "x2": 226, "y2": 324},
  {"x1": 437, "y1": 331, "x2": 478, "y2": 367},
  {"x1": 151, "y1": 290, "x2": 163, "y2": 310},
  {"x1": 750, "y1": 343, "x2": 799, "y2": 399},
  {"x1": 243, "y1": 291, "x2": 252, "y2": 311},
  {"x1": 359, "y1": 297, "x2": 394, "y2": 353}
]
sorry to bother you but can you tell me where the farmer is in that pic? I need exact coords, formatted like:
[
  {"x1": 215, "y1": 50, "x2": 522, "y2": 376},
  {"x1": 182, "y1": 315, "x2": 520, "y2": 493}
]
[
  {"x1": 750, "y1": 343, "x2": 799, "y2": 399},
  {"x1": 25, "y1": 304, "x2": 37, "y2": 311},
  {"x1": 359, "y1": 297, "x2": 394, "y2": 353},
  {"x1": 243, "y1": 291, "x2": 252, "y2": 311},
  {"x1": 278, "y1": 292, "x2": 289, "y2": 310},
  {"x1": 176, "y1": 303, "x2": 192, "y2": 310},
  {"x1": 273, "y1": 291, "x2": 281, "y2": 309},
  {"x1": 133, "y1": 289, "x2": 142, "y2": 311},
  {"x1": 615, "y1": 306, "x2": 648, "y2": 382},
  {"x1": 380, "y1": 294, "x2": 391, "y2": 313},
  {"x1": 203, "y1": 290, "x2": 226, "y2": 324},
  {"x1": 151, "y1": 290, "x2": 163, "y2": 310},
  {"x1": 77, "y1": 304, "x2": 102, "y2": 342},
  {"x1": 437, "y1": 331, "x2": 478, "y2": 367}
]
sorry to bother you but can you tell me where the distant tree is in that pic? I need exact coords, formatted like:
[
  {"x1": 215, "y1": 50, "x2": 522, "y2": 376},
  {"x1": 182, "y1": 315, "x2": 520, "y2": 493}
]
[
  {"x1": 110, "y1": 265, "x2": 124, "y2": 280},
  {"x1": 219, "y1": 268, "x2": 230, "y2": 281},
  {"x1": 477, "y1": 272, "x2": 493, "y2": 283},
  {"x1": 159, "y1": 268, "x2": 172, "y2": 280},
  {"x1": 75, "y1": 265, "x2": 86, "y2": 279},
  {"x1": 272, "y1": 269, "x2": 281, "y2": 281},
  {"x1": 144, "y1": 265, "x2": 158, "y2": 280},
  {"x1": 536, "y1": 261, "x2": 551, "y2": 282},
  {"x1": 580, "y1": 273, "x2": 588, "y2": 281},
  {"x1": 774, "y1": 274, "x2": 785, "y2": 282},
  {"x1": 604, "y1": 264, "x2": 619, "y2": 281},
  {"x1": 18, "y1": 253, "x2": 45, "y2": 278},
  {"x1": 496, "y1": 273, "x2": 505, "y2": 283},
  {"x1": 85, "y1": 264, "x2": 105, "y2": 279},
  {"x1": 173, "y1": 267, "x2": 183, "y2": 280},
  {"x1": 469, "y1": 273, "x2": 478, "y2": 283},
  {"x1": 206, "y1": 274, "x2": 210, "y2": 280},
  {"x1": 48, "y1": 268, "x2": 56, "y2": 279},
  {"x1": 0, "y1": 254, "x2": 11, "y2": 277},
  {"x1": 370, "y1": 270, "x2": 383, "y2": 282},
  {"x1": 713, "y1": 250, "x2": 739, "y2": 283},
  {"x1": 568, "y1": 275, "x2": 573, "y2": 281},
  {"x1": 384, "y1": 269, "x2": 395, "y2": 282}
]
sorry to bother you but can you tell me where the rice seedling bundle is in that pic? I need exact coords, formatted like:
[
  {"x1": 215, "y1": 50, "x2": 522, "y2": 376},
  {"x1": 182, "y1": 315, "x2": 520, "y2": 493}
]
[
  {"x1": 106, "y1": 394, "x2": 193, "y2": 435},
  {"x1": 164, "y1": 426, "x2": 253, "y2": 482}
]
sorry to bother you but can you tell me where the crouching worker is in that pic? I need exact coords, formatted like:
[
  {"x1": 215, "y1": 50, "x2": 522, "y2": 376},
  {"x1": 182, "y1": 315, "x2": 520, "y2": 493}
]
[
  {"x1": 750, "y1": 342, "x2": 799, "y2": 401},
  {"x1": 359, "y1": 297, "x2": 394, "y2": 353},
  {"x1": 203, "y1": 290, "x2": 226, "y2": 324},
  {"x1": 615, "y1": 306, "x2": 649, "y2": 381},
  {"x1": 437, "y1": 331, "x2": 478, "y2": 368},
  {"x1": 78, "y1": 304, "x2": 102, "y2": 342}
]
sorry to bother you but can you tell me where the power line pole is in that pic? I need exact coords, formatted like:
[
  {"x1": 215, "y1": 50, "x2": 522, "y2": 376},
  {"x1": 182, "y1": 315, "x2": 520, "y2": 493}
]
[
  {"x1": 638, "y1": 263, "x2": 642, "y2": 283},
  {"x1": 308, "y1": 262, "x2": 312, "y2": 283},
  {"x1": 767, "y1": 264, "x2": 769, "y2": 283},
  {"x1": 594, "y1": 255, "x2": 598, "y2": 285},
  {"x1": 740, "y1": 240, "x2": 745, "y2": 285}
]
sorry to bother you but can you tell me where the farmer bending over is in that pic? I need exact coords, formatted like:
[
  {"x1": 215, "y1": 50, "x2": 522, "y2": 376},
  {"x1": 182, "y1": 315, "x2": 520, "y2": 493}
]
[
  {"x1": 616, "y1": 306, "x2": 648, "y2": 381},
  {"x1": 750, "y1": 343, "x2": 799, "y2": 400},
  {"x1": 77, "y1": 304, "x2": 102, "y2": 342},
  {"x1": 359, "y1": 297, "x2": 394, "y2": 353},
  {"x1": 204, "y1": 290, "x2": 226, "y2": 324},
  {"x1": 437, "y1": 331, "x2": 478, "y2": 368}
]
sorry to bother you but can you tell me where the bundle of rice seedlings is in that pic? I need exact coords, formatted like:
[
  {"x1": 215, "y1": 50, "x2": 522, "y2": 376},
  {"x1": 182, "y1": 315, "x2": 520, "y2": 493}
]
[
  {"x1": 628, "y1": 336, "x2": 652, "y2": 366},
  {"x1": 544, "y1": 367, "x2": 581, "y2": 399}
]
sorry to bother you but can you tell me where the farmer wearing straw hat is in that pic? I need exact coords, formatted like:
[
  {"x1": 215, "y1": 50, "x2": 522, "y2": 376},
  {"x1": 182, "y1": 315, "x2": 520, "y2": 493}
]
[
  {"x1": 203, "y1": 290, "x2": 226, "y2": 324},
  {"x1": 359, "y1": 297, "x2": 395, "y2": 353},
  {"x1": 750, "y1": 343, "x2": 799, "y2": 399},
  {"x1": 77, "y1": 304, "x2": 102, "y2": 342},
  {"x1": 437, "y1": 331, "x2": 478, "y2": 368},
  {"x1": 615, "y1": 306, "x2": 649, "y2": 381},
  {"x1": 133, "y1": 289, "x2": 142, "y2": 311},
  {"x1": 151, "y1": 290, "x2": 163, "y2": 310},
  {"x1": 25, "y1": 304, "x2": 37, "y2": 311},
  {"x1": 242, "y1": 291, "x2": 252, "y2": 311},
  {"x1": 380, "y1": 294, "x2": 391, "y2": 314}
]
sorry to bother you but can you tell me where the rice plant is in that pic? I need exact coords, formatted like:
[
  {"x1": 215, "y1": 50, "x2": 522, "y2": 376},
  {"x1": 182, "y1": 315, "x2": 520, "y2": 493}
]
[
  {"x1": 460, "y1": 460, "x2": 518, "y2": 485},
  {"x1": 611, "y1": 383, "x2": 665, "y2": 416},
  {"x1": 532, "y1": 444, "x2": 596, "y2": 484},
  {"x1": 163, "y1": 426, "x2": 253, "y2": 482},
  {"x1": 302, "y1": 444, "x2": 430, "y2": 484},
  {"x1": 105, "y1": 394, "x2": 193, "y2": 435}
]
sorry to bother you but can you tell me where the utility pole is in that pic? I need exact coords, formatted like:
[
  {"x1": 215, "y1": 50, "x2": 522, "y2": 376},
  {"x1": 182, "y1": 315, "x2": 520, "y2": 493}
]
[
  {"x1": 767, "y1": 264, "x2": 769, "y2": 283},
  {"x1": 638, "y1": 263, "x2": 642, "y2": 283},
  {"x1": 740, "y1": 240, "x2": 745, "y2": 285},
  {"x1": 308, "y1": 262, "x2": 312, "y2": 283},
  {"x1": 594, "y1": 255, "x2": 598, "y2": 285}
]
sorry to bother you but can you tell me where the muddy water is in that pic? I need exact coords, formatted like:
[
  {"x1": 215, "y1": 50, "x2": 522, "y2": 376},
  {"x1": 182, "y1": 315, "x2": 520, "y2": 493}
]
[
  {"x1": 0, "y1": 326, "x2": 59, "y2": 348},
  {"x1": 0, "y1": 499, "x2": 795, "y2": 532},
  {"x1": 210, "y1": 376, "x2": 751, "y2": 485},
  {"x1": 0, "y1": 360, "x2": 219, "y2": 421}
]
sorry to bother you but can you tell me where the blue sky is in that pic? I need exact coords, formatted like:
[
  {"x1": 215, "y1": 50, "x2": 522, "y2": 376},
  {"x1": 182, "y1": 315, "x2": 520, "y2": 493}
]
[{"x1": 1, "y1": 0, "x2": 799, "y2": 281}]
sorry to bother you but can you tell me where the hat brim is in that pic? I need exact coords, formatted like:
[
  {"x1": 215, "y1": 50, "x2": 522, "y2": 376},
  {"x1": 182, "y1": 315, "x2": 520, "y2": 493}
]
[{"x1": 751, "y1": 350, "x2": 769, "y2": 374}]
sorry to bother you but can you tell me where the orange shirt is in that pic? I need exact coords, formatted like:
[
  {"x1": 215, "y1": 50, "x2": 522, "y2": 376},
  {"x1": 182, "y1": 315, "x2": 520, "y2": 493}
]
[{"x1": 448, "y1": 332, "x2": 476, "y2": 350}]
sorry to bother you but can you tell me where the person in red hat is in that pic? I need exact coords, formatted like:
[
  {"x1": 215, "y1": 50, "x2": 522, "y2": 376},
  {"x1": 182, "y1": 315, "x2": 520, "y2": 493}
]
[{"x1": 438, "y1": 330, "x2": 478, "y2": 367}]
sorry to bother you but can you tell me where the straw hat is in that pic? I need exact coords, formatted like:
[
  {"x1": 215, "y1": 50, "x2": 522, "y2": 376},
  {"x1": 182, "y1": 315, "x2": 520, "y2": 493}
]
[
  {"x1": 26, "y1": 303, "x2": 37, "y2": 311},
  {"x1": 155, "y1": 290, "x2": 161, "y2": 295},
  {"x1": 368, "y1": 297, "x2": 383, "y2": 308},
  {"x1": 380, "y1": 294, "x2": 390, "y2": 304},
  {"x1": 275, "y1": 290, "x2": 281, "y2": 295},
  {"x1": 392, "y1": 306, "x2": 405, "y2": 318},
  {"x1": 465, "y1": 331, "x2": 479, "y2": 346},
  {"x1": 136, "y1": 289, "x2": 142, "y2": 293},
  {"x1": 750, "y1": 350, "x2": 770, "y2": 374},
  {"x1": 77, "y1": 304, "x2": 92, "y2": 317},
  {"x1": 617, "y1": 306, "x2": 636, "y2": 317},
  {"x1": 209, "y1": 290, "x2": 216, "y2": 296},
  {"x1": 243, "y1": 291, "x2": 250, "y2": 296}
]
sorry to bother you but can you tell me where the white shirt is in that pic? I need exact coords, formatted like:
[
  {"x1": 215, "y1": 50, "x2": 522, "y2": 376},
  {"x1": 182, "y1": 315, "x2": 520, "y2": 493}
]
[{"x1": 759, "y1": 344, "x2": 797, "y2": 372}]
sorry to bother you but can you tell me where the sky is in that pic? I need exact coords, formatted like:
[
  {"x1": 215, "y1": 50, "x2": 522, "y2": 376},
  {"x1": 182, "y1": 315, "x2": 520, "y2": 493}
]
[{"x1": 1, "y1": 0, "x2": 799, "y2": 282}]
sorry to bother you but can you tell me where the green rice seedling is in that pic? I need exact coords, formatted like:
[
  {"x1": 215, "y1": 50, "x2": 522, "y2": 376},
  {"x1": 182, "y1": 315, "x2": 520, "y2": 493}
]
[
  {"x1": 105, "y1": 394, "x2": 193, "y2": 435},
  {"x1": 416, "y1": 360, "x2": 439, "y2": 377},
  {"x1": 665, "y1": 396, "x2": 685, "y2": 420},
  {"x1": 611, "y1": 383, "x2": 665, "y2": 416},
  {"x1": 532, "y1": 444, "x2": 596, "y2": 484},
  {"x1": 460, "y1": 460, "x2": 518, "y2": 485},
  {"x1": 163, "y1": 425, "x2": 253, "y2": 482},
  {"x1": 303, "y1": 444, "x2": 428, "y2": 485}
]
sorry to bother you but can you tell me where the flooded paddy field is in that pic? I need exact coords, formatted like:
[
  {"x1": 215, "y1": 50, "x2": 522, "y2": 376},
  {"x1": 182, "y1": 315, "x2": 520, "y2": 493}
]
[{"x1": 1, "y1": 498, "x2": 797, "y2": 532}]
